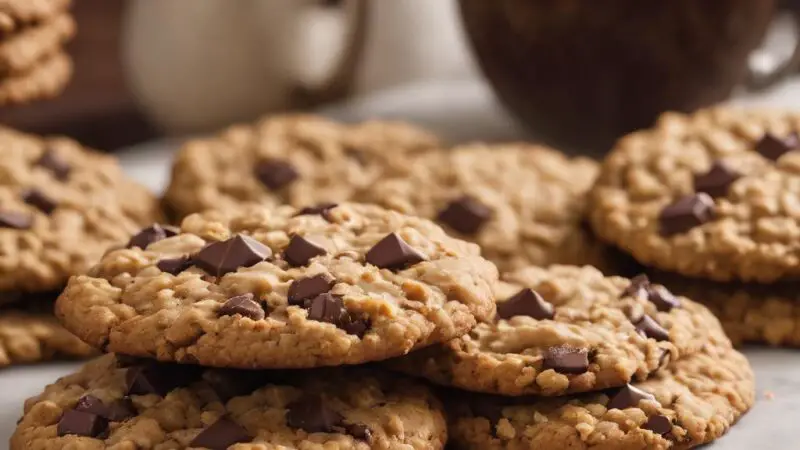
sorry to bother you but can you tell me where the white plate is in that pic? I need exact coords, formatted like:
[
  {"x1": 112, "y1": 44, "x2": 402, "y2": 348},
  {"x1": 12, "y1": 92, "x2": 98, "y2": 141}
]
[{"x1": 3, "y1": 79, "x2": 799, "y2": 448}]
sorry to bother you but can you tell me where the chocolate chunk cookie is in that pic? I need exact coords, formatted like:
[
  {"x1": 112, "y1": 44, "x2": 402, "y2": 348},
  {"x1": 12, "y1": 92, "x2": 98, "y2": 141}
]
[
  {"x1": 0, "y1": 13, "x2": 74, "y2": 74},
  {"x1": 0, "y1": 309, "x2": 94, "y2": 367},
  {"x1": 590, "y1": 107, "x2": 800, "y2": 283},
  {"x1": 389, "y1": 265, "x2": 729, "y2": 396},
  {"x1": 0, "y1": 126, "x2": 161, "y2": 294},
  {"x1": 0, "y1": 50, "x2": 71, "y2": 104},
  {"x1": 11, "y1": 353, "x2": 447, "y2": 450},
  {"x1": 359, "y1": 143, "x2": 605, "y2": 272},
  {"x1": 447, "y1": 344, "x2": 754, "y2": 449},
  {"x1": 163, "y1": 114, "x2": 441, "y2": 220},
  {"x1": 56, "y1": 203, "x2": 498, "y2": 369}
]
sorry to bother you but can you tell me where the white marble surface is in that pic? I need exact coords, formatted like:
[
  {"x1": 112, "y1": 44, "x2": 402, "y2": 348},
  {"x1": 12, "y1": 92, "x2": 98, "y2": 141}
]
[{"x1": 2, "y1": 78, "x2": 800, "y2": 448}]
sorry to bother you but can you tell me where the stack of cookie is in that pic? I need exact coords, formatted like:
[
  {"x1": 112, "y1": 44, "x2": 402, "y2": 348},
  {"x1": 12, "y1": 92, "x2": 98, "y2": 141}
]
[
  {"x1": 0, "y1": 126, "x2": 160, "y2": 366},
  {"x1": 0, "y1": 0, "x2": 75, "y2": 105},
  {"x1": 590, "y1": 107, "x2": 800, "y2": 347}
]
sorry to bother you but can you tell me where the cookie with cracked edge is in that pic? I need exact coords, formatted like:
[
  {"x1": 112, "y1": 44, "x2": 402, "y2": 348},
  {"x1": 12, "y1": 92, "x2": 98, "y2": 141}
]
[
  {"x1": 11, "y1": 353, "x2": 447, "y2": 450},
  {"x1": 0, "y1": 309, "x2": 94, "y2": 367},
  {"x1": 447, "y1": 344, "x2": 754, "y2": 450},
  {"x1": 590, "y1": 107, "x2": 800, "y2": 283},
  {"x1": 55, "y1": 202, "x2": 498, "y2": 369},
  {"x1": 163, "y1": 114, "x2": 441, "y2": 220},
  {"x1": 0, "y1": 0, "x2": 71, "y2": 33},
  {"x1": 0, "y1": 126, "x2": 161, "y2": 294},
  {"x1": 0, "y1": 13, "x2": 74, "y2": 75},
  {"x1": 387, "y1": 265, "x2": 730, "y2": 396},
  {"x1": 358, "y1": 143, "x2": 606, "y2": 272},
  {"x1": 0, "y1": 50, "x2": 71, "y2": 105}
]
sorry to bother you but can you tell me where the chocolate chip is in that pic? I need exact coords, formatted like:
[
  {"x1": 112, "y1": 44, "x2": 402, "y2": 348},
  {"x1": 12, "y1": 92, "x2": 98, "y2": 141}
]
[
  {"x1": 255, "y1": 158, "x2": 299, "y2": 190},
  {"x1": 365, "y1": 233, "x2": 425, "y2": 270},
  {"x1": 0, "y1": 210, "x2": 31, "y2": 229},
  {"x1": 496, "y1": 288, "x2": 555, "y2": 320},
  {"x1": 125, "y1": 363, "x2": 201, "y2": 396},
  {"x1": 218, "y1": 293, "x2": 265, "y2": 320},
  {"x1": 75, "y1": 395, "x2": 135, "y2": 422},
  {"x1": 283, "y1": 235, "x2": 326, "y2": 267},
  {"x1": 203, "y1": 369, "x2": 266, "y2": 402},
  {"x1": 306, "y1": 293, "x2": 345, "y2": 324},
  {"x1": 295, "y1": 203, "x2": 337, "y2": 220},
  {"x1": 157, "y1": 256, "x2": 192, "y2": 275},
  {"x1": 634, "y1": 315, "x2": 669, "y2": 342},
  {"x1": 57, "y1": 409, "x2": 108, "y2": 437},
  {"x1": 22, "y1": 189, "x2": 57, "y2": 214},
  {"x1": 693, "y1": 161, "x2": 740, "y2": 198},
  {"x1": 646, "y1": 285, "x2": 681, "y2": 312},
  {"x1": 755, "y1": 132, "x2": 799, "y2": 161},
  {"x1": 542, "y1": 346, "x2": 589, "y2": 374},
  {"x1": 127, "y1": 224, "x2": 178, "y2": 249},
  {"x1": 189, "y1": 417, "x2": 252, "y2": 450},
  {"x1": 437, "y1": 196, "x2": 492, "y2": 235},
  {"x1": 193, "y1": 234, "x2": 272, "y2": 277},
  {"x1": 344, "y1": 423, "x2": 372, "y2": 441},
  {"x1": 607, "y1": 384, "x2": 656, "y2": 410},
  {"x1": 38, "y1": 149, "x2": 70, "y2": 181},
  {"x1": 339, "y1": 316, "x2": 370, "y2": 337},
  {"x1": 288, "y1": 274, "x2": 335, "y2": 306},
  {"x1": 621, "y1": 274, "x2": 650, "y2": 299},
  {"x1": 286, "y1": 395, "x2": 343, "y2": 433},
  {"x1": 658, "y1": 193, "x2": 714, "y2": 236},
  {"x1": 643, "y1": 415, "x2": 672, "y2": 435}
]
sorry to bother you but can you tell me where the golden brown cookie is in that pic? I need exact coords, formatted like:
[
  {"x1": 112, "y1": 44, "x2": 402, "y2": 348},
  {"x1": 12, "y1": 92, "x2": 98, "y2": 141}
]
[
  {"x1": 0, "y1": 0, "x2": 71, "y2": 34},
  {"x1": 0, "y1": 308, "x2": 94, "y2": 367},
  {"x1": 0, "y1": 50, "x2": 71, "y2": 105},
  {"x1": 0, "y1": 13, "x2": 74, "y2": 74}
]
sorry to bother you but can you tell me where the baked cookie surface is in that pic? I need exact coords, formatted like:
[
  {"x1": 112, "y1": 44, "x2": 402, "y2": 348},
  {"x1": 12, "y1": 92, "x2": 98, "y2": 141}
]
[
  {"x1": 11, "y1": 353, "x2": 447, "y2": 450},
  {"x1": 447, "y1": 344, "x2": 754, "y2": 450},
  {"x1": 0, "y1": 12, "x2": 74, "y2": 74},
  {"x1": 0, "y1": 308, "x2": 94, "y2": 367},
  {"x1": 0, "y1": 0, "x2": 71, "y2": 33},
  {"x1": 0, "y1": 126, "x2": 161, "y2": 294},
  {"x1": 163, "y1": 114, "x2": 441, "y2": 219},
  {"x1": 389, "y1": 265, "x2": 729, "y2": 396},
  {"x1": 56, "y1": 203, "x2": 498, "y2": 369},
  {"x1": 0, "y1": 50, "x2": 71, "y2": 104},
  {"x1": 591, "y1": 107, "x2": 800, "y2": 283},
  {"x1": 359, "y1": 143, "x2": 603, "y2": 271}
]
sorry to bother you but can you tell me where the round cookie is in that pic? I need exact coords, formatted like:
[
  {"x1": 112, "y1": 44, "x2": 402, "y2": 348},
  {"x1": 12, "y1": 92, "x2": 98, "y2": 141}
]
[
  {"x1": 56, "y1": 203, "x2": 498, "y2": 369},
  {"x1": 388, "y1": 265, "x2": 730, "y2": 396},
  {"x1": 162, "y1": 114, "x2": 441, "y2": 220},
  {"x1": 0, "y1": 309, "x2": 94, "y2": 367},
  {"x1": 447, "y1": 344, "x2": 754, "y2": 450},
  {"x1": 0, "y1": 0, "x2": 71, "y2": 33},
  {"x1": 11, "y1": 353, "x2": 447, "y2": 450},
  {"x1": 0, "y1": 50, "x2": 71, "y2": 104},
  {"x1": 591, "y1": 107, "x2": 800, "y2": 283},
  {"x1": 0, "y1": 126, "x2": 162, "y2": 294},
  {"x1": 0, "y1": 13, "x2": 74, "y2": 74},
  {"x1": 358, "y1": 143, "x2": 604, "y2": 272}
]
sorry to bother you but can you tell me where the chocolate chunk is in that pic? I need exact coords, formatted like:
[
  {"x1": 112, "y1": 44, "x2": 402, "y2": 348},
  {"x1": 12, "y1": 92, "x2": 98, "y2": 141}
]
[
  {"x1": 693, "y1": 161, "x2": 740, "y2": 198},
  {"x1": 295, "y1": 203, "x2": 337, "y2": 220},
  {"x1": 755, "y1": 132, "x2": 799, "y2": 161},
  {"x1": 437, "y1": 196, "x2": 492, "y2": 235},
  {"x1": 607, "y1": 384, "x2": 656, "y2": 410},
  {"x1": 193, "y1": 234, "x2": 272, "y2": 277},
  {"x1": 283, "y1": 235, "x2": 326, "y2": 267},
  {"x1": 339, "y1": 315, "x2": 370, "y2": 337},
  {"x1": 189, "y1": 417, "x2": 252, "y2": 450},
  {"x1": 634, "y1": 315, "x2": 670, "y2": 342},
  {"x1": 0, "y1": 210, "x2": 31, "y2": 229},
  {"x1": 127, "y1": 224, "x2": 178, "y2": 249},
  {"x1": 255, "y1": 158, "x2": 299, "y2": 190},
  {"x1": 57, "y1": 409, "x2": 108, "y2": 437},
  {"x1": 285, "y1": 395, "x2": 343, "y2": 433},
  {"x1": 658, "y1": 193, "x2": 714, "y2": 236},
  {"x1": 218, "y1": 293, "x2": 265, "y2": 320},
  {"x1": 542, "y1": 346, "x2": 589, "y2": 374},
  {"x1": 157, "y1": 256, "x2": 192, "y2": 275},
  {"x1": 620, "y1": 274, "x2": 650, "y2": 299},
  {"x1": 38, "y1": 149, "x2": 71, "y2": 181},
  {"x1": 643, "y1": 414, "x2": 672, "y2": 435},
  {"x1": 22, "y1": 189, "x2": 57, "y2": 214},
  {"x1": 288, "y1": 274, "x2": 335, "y2": 306},
  {"x1": 75, "y1": 395, "x2": 135, "y2": 422},
  {"x1": 306, "y1": 292, "x2": 345, "y2": 324},
  {"x1": 496, "y1": 288, "x2": 555, "y2": 321},
  {"x1": 365, "y1": 233, "x2": 425, "y2": 270},
  {"x1": 344, "y1": 423, "x2": 372, "y2": 441},
  {"x1": 646, "y1": 285, "x2": 681, "y2": 312},
  {"x1": 203, "y1": 369, "x2": 266, "y2": 402},
  {"x1": 125, "y1": 363, "x2": 201, "y2": 396}
]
